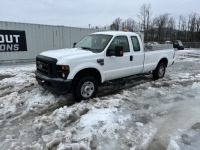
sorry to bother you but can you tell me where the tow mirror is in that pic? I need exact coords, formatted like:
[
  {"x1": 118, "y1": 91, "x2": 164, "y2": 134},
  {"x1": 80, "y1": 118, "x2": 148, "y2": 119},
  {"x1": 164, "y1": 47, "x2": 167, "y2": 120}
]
[{"x1": 115, "y1": 46, "x2": 124, "y2": 57}]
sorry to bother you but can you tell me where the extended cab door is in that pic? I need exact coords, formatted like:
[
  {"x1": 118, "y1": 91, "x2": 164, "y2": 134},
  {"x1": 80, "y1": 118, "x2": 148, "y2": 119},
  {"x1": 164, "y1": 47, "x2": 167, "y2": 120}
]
[
  {"x1": 130, "y1": 36, "x2": 145, "y2": 74},
  {"x1": 104, "y1": 36, "x2": 133, "y2": 80}
]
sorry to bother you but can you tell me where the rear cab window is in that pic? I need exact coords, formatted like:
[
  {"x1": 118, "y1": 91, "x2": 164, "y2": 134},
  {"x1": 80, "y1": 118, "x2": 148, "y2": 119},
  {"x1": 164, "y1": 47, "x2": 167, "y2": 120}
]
[{"x1": 131, "y1": 36, "x2": 140, "y2": 52}]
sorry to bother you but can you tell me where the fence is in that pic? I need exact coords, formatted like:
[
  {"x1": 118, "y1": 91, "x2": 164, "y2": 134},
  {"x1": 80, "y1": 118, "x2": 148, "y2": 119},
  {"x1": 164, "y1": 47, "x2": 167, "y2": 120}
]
[{"x1": 182, "y1": 42, "x2": 200, "y2": 48}]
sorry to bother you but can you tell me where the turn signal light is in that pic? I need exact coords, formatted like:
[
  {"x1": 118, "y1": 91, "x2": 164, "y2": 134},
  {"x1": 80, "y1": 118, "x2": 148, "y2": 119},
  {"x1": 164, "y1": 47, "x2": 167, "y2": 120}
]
[{"x1": 58, "y1": 65, "x2": 70, "y2": 71}]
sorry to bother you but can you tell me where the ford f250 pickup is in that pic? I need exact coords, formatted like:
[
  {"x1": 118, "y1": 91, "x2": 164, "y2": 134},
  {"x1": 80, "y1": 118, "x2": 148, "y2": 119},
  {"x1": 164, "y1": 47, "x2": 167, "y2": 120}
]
[{"x1": 36, "y1": 31, "x2": 175, "y2": 101}]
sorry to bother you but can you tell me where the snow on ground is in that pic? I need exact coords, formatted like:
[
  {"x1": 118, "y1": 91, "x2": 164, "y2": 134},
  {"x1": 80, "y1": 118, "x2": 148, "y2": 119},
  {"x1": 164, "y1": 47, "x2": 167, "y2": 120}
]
[{"x1": 0, "y1": 49, "x2": 200, "y2": 150}]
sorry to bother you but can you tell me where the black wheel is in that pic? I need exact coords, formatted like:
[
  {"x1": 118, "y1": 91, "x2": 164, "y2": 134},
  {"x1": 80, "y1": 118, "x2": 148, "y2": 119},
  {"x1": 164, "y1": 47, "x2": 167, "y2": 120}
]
[
  {"x1": 73, "y1": 76, "x2": 98, "y2": 102},
  {"x1": 153, "y1": 63, "x2": 166, "y2": 80}
]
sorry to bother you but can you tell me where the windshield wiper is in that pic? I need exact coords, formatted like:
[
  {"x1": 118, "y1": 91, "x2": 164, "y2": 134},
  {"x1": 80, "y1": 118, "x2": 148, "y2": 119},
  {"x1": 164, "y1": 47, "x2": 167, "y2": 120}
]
[
  {"x1": 80, "y1": 47, "x2": 101, "y2": 53},
  {"x1": 90, "y1": 48, "x2": 101, "y2": 53},
  {"x1": 81, "y1": 47, "x2": 91, "y2": 50}
]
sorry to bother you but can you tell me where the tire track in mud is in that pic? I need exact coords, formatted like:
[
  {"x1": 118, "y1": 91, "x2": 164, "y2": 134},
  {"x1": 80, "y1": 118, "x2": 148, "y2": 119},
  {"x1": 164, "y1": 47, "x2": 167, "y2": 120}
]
[
  {"x1": 98, "y1": 75, "x2": 152, "y2": 97},
  {"x1": 1, "y1": 71, "x2": 197, "y2": 129},
  {"x1": 0, "y1": 64, "x2": 195, "y2": 136},
  {"x1": 0, "y1": 74, "x2": 15, "y2": 80},
  {"x1": 0, "y1": 75, "x2": 16, "y2": 97},
  {"x1": 0, "y1": 75, "x2": 152, "y2": 131},
  {"x1": 0, "y1": 72, "x2": 190, "y2": 129},
  {"x1": 148, "y1": 100, "x2": 200, "y2": 150},
  {"x1": 0, "y1": 85, "x2": 14, "y2": 98}
]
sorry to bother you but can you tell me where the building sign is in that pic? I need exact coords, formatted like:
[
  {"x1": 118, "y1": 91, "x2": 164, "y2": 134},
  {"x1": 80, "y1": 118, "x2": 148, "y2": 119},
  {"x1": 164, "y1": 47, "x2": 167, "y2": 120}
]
[{"x1": 0, "y1": 30, "x2": 27, "y2": 52}]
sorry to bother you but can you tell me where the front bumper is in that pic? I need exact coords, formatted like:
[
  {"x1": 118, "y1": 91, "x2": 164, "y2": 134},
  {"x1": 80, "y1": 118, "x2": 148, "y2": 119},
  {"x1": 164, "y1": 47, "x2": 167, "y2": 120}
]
[{"x1": 36, "y1": 72, "x2": 72, "y2": 95}]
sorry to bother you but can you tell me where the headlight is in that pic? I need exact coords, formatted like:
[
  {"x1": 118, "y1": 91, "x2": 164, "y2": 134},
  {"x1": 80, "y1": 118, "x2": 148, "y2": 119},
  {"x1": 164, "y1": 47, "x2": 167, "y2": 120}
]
[{"x1": 57, "y1": 65, "x2": 70, "y2": 79}]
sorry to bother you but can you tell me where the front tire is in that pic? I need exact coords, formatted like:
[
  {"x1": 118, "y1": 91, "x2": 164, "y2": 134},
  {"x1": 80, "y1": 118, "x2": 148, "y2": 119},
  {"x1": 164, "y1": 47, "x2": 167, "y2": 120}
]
[
  {"x1": 153, "y1": 63, "x2": 166, "y2": 80},
  {"x1": 73, "y1": 76, "x2": 98, "y2": 102}
]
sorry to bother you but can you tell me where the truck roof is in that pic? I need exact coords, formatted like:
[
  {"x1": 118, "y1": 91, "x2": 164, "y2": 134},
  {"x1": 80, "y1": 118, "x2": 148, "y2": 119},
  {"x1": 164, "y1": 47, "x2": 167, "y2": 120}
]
[{"x1": 91, "y1": 31, "x2": 139, "y2": 36}]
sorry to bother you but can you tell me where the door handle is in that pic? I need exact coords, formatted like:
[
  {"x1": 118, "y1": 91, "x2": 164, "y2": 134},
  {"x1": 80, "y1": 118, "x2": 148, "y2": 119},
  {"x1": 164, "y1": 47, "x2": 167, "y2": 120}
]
[{"x1": 130, "y1": 55, "x2": 133, "y2": 61}]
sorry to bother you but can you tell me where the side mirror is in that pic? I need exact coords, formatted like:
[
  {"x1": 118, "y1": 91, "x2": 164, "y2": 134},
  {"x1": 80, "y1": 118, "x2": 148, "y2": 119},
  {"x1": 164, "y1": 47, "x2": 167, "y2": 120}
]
[
  {"x1": 115, "y1": 46, "x2": 124, "y2": 57},
  {"x1": 73, "y1": 42, "x2": 76, "y2": 48}
]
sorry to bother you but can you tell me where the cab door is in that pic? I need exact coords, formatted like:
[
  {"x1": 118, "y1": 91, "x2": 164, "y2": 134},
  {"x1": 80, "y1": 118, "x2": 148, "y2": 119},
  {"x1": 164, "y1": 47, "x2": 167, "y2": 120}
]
[
  {"x1": 130, "y1": 36, "x2": 145, "y2": 74},
  {"x1": 104, "y1": 36, "x2": 133, "y2": 80}
]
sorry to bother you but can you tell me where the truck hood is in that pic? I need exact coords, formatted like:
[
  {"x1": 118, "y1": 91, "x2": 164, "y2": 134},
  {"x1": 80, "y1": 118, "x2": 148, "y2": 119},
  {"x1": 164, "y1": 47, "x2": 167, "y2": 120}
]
[{"x1": 40, "y1": 48, "x2": 96, "y2": 63}]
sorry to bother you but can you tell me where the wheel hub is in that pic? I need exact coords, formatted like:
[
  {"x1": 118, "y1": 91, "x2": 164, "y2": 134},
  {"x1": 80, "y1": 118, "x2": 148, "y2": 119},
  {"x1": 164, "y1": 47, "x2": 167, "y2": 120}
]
[
  {"x1": 84, "y1": 86, "x2": 91, "y2": 92},
  {"x1": 81, "y1": 81, "x2": 95, "y2": 98},
  {"x1": 158, "y1": 66, "x2": 165, "y2": 77}
]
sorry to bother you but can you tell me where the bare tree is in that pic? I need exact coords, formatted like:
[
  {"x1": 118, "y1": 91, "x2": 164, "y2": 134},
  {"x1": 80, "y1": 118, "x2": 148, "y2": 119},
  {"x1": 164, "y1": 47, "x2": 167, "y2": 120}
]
[
  {"x1": 110, "y1": 17, "x2": 122, "y2": 31},
  {"x1": 122, "y1": 18, "x2": 137, "y2": 31},
  {"x1": 107, "y1": 4, "x2": 200, "y2": 42},
  {"x1": 137, "y1": 3, "x2": 151, "y2": 41},
  {"x1": 189, "y1": 13, "x2": 197, "y2": 32},
  {"x1": 196, "y1": 16, "x2": 200, "y2": 32},
  {"x1": 167, "y1": 17, "x2": 176, "y2": 41},
  {"x1": 177, "y1": 15, "x2": 187, "y2": 41},
  {"x1": 137, "y1": 3, "x2": 151, "y2": 31},
  {"x1": 153, "y1": 13, "x2": 169, "y2": 41},
  {"x1": 187, "y1": 13, "x2": 198, "y2": 41},
  {"x1": 178, "y1": 16, "x2": 187, "y2": 31},
  {"x1": 196, "y1": 16, "x2": 200, "y2": 41}
]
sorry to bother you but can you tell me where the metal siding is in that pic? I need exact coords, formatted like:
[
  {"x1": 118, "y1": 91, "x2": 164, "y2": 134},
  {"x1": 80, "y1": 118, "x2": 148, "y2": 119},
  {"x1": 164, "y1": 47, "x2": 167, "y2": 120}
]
[
  {"x1": 0, "y1": 21, "x2": 97, "y2": 61},
  {"x1": 62, "y1": 27, "x2": 97, "y2": 48},
  {"x1": 63, "y1": 27, "x2": 71, "y2": 48}
]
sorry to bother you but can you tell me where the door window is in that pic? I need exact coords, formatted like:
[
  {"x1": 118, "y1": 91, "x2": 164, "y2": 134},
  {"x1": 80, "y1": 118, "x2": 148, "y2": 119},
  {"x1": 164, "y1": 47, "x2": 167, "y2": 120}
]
[{"x1": 108, "y1": 36, "x2": 130, "y2": 52}]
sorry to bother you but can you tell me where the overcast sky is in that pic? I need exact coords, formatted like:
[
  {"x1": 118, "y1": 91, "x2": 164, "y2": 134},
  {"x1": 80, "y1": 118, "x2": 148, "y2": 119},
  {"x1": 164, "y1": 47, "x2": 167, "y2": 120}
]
[{"x1": 0, "y1": 0, "x2": 199, "y2": 28}]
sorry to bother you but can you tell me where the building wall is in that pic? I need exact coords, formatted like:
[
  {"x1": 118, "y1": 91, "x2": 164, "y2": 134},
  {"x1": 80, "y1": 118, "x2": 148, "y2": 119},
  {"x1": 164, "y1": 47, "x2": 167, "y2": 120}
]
[{"x1": 0, "y1": 21, "x2": 96, "y2": 61}]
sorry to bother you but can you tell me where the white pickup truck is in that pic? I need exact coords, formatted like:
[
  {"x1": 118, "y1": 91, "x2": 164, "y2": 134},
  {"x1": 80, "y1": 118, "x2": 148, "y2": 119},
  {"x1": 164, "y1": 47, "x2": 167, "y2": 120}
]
[{"x1": 36, "y1": 31, "x2": 175, "y2": 101}]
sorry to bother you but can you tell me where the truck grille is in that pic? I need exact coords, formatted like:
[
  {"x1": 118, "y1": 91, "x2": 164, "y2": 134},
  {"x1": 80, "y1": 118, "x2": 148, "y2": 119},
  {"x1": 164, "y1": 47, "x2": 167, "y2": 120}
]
[{"x1": 36, "y1": 55, "x2": 57, "y2": 78}]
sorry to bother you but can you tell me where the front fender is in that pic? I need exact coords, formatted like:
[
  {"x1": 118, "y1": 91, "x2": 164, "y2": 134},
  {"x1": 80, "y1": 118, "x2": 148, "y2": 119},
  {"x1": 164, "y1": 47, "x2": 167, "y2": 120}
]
[{"x1": 67, "y1": 62, "x2": 105, "y2": 82}]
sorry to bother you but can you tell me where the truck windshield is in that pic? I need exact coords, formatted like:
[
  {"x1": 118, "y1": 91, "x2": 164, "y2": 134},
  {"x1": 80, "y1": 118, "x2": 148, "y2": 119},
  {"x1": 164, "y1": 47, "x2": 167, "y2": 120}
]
[
  {"x1": 75, "y1": 34, "x2": 112, "y2": 53},
  {"x1": 178, "y1": 41, "x2": 183, "y2": 46}
]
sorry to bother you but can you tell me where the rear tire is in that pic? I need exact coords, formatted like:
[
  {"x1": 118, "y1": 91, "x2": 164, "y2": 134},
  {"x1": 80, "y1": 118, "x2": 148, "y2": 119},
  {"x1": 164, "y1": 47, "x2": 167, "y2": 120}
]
[
  {"x1": 153, "y1": 63, "x2": 166, "y2": 80},
  {"x1": 72, "y1": 76, "x2": 98, "y2": 102}
]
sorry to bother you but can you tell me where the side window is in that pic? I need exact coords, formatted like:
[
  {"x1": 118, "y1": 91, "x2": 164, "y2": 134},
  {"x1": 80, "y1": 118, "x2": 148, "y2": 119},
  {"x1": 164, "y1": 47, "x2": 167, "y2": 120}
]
[
  {"x1": 131, "y1": 36, "x2": 140, "y2": 52},
  {"x1": 108, "y1": 36, "x2": 130, "y2": 52}
]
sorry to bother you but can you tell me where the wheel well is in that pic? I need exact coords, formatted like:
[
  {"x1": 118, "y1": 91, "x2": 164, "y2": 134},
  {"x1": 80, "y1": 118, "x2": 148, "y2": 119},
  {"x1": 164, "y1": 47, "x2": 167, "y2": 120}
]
[
  {"x1": 159, "y1": 58, "x2": 168, "y2": 67},
  {"x1": 72, "y1": 68, "x2": 102, "y2": 86}
]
